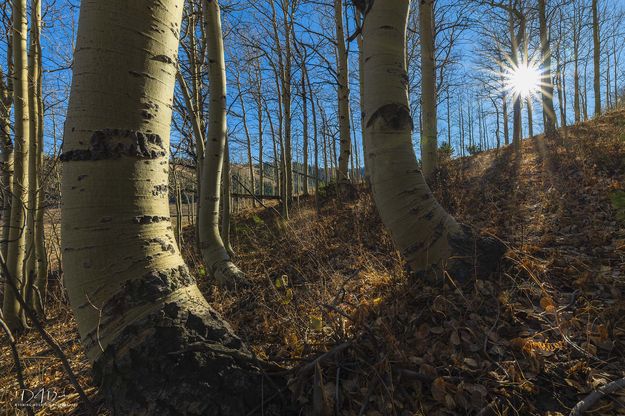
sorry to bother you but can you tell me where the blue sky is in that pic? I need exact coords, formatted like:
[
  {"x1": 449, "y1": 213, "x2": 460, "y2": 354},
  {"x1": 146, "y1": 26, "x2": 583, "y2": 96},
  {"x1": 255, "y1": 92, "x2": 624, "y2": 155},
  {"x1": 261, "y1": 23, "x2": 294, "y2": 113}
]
[{"x1": 1, "y1": 0, "x2": 624, "y2": 168}]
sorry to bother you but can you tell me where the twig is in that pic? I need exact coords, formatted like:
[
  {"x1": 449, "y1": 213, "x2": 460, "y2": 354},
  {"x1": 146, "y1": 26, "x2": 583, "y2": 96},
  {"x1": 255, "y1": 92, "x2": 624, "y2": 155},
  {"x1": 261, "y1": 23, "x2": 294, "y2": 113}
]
[
  {"x1": 569, "y1": 377, "x2": 625, "y2": 416},
  {"x1": 296, "y1": 342, "x2": 351, "y2": 377},
  {"x1": 0, "y1": 310, "x2": 35, "y2": 416},
  {"x1": 0, "y1": 251, "x2": 96, "y2": 415}
]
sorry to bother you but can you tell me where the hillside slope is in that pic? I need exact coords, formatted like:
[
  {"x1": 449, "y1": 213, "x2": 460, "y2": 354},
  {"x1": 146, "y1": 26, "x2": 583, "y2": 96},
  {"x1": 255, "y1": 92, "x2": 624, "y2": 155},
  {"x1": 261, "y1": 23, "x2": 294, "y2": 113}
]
[{"x1": 1, "y1": 110, "x2": 625, "y2": 415}]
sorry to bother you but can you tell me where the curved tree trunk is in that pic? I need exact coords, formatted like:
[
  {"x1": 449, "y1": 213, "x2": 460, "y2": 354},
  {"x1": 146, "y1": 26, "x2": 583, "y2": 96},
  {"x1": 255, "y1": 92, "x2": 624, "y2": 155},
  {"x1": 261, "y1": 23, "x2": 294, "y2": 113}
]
[
  {"x1": 359, "y1": 0, "x2": 503, "y2": 281},
  {"x1": 419, "y1": 0, "x2": 437, "y2": 179},
  {"x1": 198, "y1": 0, "x2": 247, "y2": 289},
  {"x1": 61, "y1": 1, "x2": 282, "y2": 414},
  {"x1": 3, "y1": 0, "x2": 30, "y2": 332}
]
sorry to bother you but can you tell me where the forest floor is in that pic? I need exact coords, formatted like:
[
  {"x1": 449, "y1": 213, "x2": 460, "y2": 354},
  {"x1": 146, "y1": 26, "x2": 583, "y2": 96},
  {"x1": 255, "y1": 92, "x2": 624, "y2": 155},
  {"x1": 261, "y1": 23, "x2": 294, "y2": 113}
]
[{"x1": 1, "y1": 110, "x2": 625, "y2": 415}]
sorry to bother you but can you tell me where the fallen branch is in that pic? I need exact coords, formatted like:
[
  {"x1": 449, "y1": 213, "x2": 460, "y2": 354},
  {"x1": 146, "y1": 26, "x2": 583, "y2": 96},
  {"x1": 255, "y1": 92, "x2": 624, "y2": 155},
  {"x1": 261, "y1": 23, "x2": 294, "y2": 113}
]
[
  {"x1": 0, "y1": 251, "x2": 96, "y2": 415},
  {"x1": 0, "y1": 310, "x2": 35, "y2": 416},
  {"x1": 569, "y1": 377, "x2": 625, "y2": 416}
]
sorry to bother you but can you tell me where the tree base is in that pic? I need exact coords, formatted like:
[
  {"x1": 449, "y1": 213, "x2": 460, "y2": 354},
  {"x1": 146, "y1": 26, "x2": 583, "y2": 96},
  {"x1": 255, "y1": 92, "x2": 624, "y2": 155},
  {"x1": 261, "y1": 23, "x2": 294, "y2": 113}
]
[
  {"x1": 414, "y1": 224, "x2": 506, "y2": 286},
  {"x1": 445, "y1": 224, "x2": 506, "y2": 284},
  {"x1": 213, "y1": 260, "x2": 251, "y2": 290},
  {"x1": 93, "y1": 296, "x2": 288, "y2": 415}
]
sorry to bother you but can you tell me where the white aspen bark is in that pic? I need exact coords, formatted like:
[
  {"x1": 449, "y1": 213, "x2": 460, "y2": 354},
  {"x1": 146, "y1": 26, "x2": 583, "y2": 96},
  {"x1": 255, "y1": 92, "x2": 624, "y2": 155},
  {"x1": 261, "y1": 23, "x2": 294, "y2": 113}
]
[
  {"x1": 199, "y1": 0, "x2": 246, "y2": 288},
  {"x1": 538, "y1": 0, "x2": 557, "y2": 136},
  {"x1": 25, "y1": 0, "x2": 44, "y2": 313},
  {"x1": 335, "y1": 0, "x2": 352, "y2": 184},
  {"x1": 419, "y1": 0, "x2": 437, "y2": 178},
  {"x1": 573, "y1": 8, "x2": 581, "y2": 123},
  {"x1": 3, "y1": 0, "x2": 30, "y2": 331},
  {"x1": 356, "y1": 10, "x2": 369, "y2": 183},
  {"x1": 221, "y1": 138, "x2": 234, "y2": 257},
  {"x1": 0, "y1": 67, "x2": 12, "y2": 260},
  {"x1": 592, "y1": 0, "x2": 601, "y2": 115},
  {"x1": 254, "y1": 59, "x2": 264, "y2": 198},
  {"x1": 235, "y1": 75, "x2": 256, "y2": 205},
  {"x1": 301, "y1": 63, "x2": 310, "y2": 195},
  {"x1": 62, "y1": 1, "x2": 280, "y2": 413},
  {"x1": 32, "y1": 0, "x2": 47, "y2": 315},
  {"x1": 360, "y1": 0, "x2": 503, "y2": 279}
]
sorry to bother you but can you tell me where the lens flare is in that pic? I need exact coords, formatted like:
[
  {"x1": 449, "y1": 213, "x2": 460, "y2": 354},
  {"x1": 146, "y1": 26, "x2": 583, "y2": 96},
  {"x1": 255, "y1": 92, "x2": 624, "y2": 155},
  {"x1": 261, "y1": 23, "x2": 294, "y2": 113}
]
[{"x1": 505, "y1": 61, "x2": 541, "y2": 98}]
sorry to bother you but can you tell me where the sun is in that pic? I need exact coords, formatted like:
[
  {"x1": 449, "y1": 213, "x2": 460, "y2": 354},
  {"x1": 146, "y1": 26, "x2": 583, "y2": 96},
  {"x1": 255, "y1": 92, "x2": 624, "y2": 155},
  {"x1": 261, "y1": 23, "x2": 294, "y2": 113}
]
[{"x1": 504, "y1": 61, "x2": 541, "y2": 98}]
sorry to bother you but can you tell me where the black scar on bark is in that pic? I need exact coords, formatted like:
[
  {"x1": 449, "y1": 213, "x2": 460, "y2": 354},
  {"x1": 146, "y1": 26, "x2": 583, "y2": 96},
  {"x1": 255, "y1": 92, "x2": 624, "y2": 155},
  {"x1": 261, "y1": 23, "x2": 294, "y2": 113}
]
[
  {"x1": 132, "y1": 215, "x2": 169, "y2": 224},
  {"x1": 60, "y1": 129, "x2": 166, "y2": 162},
  {"x1": 366, "y1": 103, "x2": 414, "y2": 131},
  {"x1": 92, "y1": 296, "x2": 292, "y2": 415}
]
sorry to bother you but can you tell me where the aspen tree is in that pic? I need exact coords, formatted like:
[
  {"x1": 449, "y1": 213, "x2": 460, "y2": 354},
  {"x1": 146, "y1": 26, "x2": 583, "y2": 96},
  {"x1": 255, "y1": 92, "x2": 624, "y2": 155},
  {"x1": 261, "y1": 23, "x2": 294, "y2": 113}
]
[
  {"x1": 538, "y1": 0, "x2": 557, "y2": 136},
  {"x1": 235, "y1": 72, "x2": 256, "y2": 204},
  {"x1": 0, "y1": 65, "x2": 12, "y2": 261},
  {"x1": 253, "y1": 57, "x2": 265, "y2": 197},
  {"x1": 61, "y1": 0, "x2": 278, "y2": 413},
  {"x1": 334, "y1": 0, "x2": 352, "y2": 184},
  {"x1": 32, "y1": 0, "x2": 46, "y2": 314},
  {"x1": 358, "y1": 0, "x2": 503, "y2": 279},
  {"x1": 3, "y1": 0, "x2": 30, "y2": 331},
  {"x1": 199, "y1": 0, "x2": 247, "y2": 288},
  {"x1": 419, "y1": 0, "x2": 438, "y2": 179},
  {"x1": 592, "y1": 0, "x2": 601, "y2": 115}
]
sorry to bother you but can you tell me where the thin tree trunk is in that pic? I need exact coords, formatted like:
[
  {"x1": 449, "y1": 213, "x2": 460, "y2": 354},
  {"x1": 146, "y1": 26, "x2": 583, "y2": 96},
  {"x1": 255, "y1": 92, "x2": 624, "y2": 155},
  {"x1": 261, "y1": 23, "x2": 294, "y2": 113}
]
[
  {"x1": 198, "y1": 0, "x2": 247, "y2": 288},
  {"x1": 221, "y1": 139, "x2": 234, "y2": 257},
  {"x1": 3, "y1": 0, "x2": 30, "y2": 332},
  {"x1": 592, "y1": 0, "x2": 601, "y2": 115},
  {"x1": 526, "y1": 97, "x2": 533, "y2": 138},
  {"x1": 301, "y1": 63, "x2": 310, "y2": 195},
  {"x1": 335, "y1": 0, "x2": 351, "y2": 184},
  {"x1": 538, "y1": 0, "x2": 557, "y2": 135},
  {"x1": 32, "y1": 0, "x2": 46, "y2": 315},
  {"x1": 419, "y1": 0, "x2": 437, "y2": 178},
  {"x1": 61, "y1": 0, "x2": 281, "y2": 413},
  {"x1": 503, "y1": 93, "x2": 509, "y2": 145},
  {"x1": 0, "y1": 66, "x2": 13, "y2": 261},
  {"x1": 236, "y1": 76, "x2": 256, "y2": 207},
  {"x1": 359, "y1": 0, "x2": 503, "y2": 280}
]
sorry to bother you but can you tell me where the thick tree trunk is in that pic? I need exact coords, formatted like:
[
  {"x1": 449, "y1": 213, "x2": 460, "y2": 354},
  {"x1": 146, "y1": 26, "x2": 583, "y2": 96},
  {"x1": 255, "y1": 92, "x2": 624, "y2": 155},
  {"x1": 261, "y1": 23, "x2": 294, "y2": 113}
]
[
  {"x1": 359, "y1": 0, "x2": 503, "y2": 281},
  {"x1": 419, "y1": 0, "x2": 437, "y2": 178},
  {"x1": 62, "y1": 1, "x2": 283, "y2": 414},
  {"x1": 592, "y1": 0, "x2": 601, "y2": 116},
  {"x1": 538, "y1": 0, "x2": 557, "y2": 136},
  {"x1": 3, "y1": 0, "x2": 30, "y2": 332},
  {"x1": 198, "y1": 0, "x2": 247, "y2": 289},
  {"x1": 335, "y1": 0, "x2": 352, "y2": 184}
]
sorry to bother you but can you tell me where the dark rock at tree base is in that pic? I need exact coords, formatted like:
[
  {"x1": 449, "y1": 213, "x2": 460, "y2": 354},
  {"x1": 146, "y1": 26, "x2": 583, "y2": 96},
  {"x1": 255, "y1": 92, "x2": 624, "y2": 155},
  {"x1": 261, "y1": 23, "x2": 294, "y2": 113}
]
[{"x1": 93, "y1": 298, "x2": 291, "y2": 415}]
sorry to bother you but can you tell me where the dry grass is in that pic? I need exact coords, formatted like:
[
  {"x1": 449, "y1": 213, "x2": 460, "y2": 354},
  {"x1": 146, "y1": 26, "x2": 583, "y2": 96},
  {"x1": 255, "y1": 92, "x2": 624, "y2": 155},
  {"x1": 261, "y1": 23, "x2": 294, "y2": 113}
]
[{"x1": 2, "y1": 110, "x2": 625, "y2": 415}]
